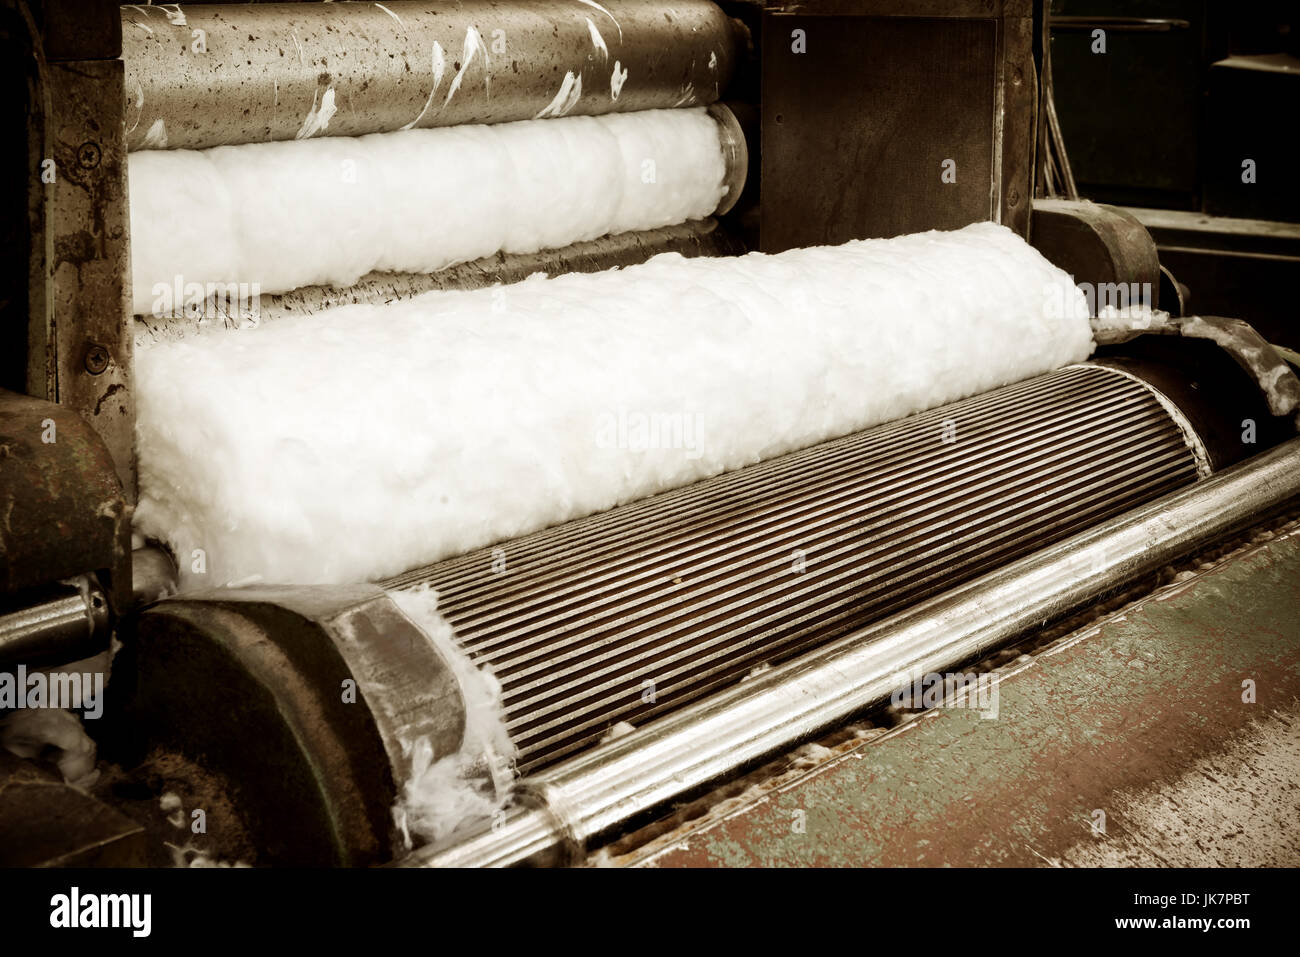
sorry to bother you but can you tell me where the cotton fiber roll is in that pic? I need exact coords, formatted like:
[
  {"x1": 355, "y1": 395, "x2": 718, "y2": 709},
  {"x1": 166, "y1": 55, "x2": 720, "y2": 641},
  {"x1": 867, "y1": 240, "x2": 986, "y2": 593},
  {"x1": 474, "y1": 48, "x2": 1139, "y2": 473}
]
[
  {"x1": 128, "y1": 108, "x2": 728, "y2": 316},
  {"x1": 133, "y1": 222, "x2": 1094, "y2": 589}
]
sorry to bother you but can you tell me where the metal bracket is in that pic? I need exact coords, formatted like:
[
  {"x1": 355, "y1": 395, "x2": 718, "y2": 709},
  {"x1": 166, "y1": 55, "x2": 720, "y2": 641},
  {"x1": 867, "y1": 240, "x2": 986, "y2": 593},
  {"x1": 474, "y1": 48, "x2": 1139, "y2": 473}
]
[{"x1": 1093, "y1": 313, "x2": 1300, "y2": 426}]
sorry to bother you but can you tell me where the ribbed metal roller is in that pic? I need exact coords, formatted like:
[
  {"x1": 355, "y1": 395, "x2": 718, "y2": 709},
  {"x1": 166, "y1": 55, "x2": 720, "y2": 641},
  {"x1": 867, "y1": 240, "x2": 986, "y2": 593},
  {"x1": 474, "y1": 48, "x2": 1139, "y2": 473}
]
[{"x1": 384, "y1": 363, "x2": 1204, "y2": 772}]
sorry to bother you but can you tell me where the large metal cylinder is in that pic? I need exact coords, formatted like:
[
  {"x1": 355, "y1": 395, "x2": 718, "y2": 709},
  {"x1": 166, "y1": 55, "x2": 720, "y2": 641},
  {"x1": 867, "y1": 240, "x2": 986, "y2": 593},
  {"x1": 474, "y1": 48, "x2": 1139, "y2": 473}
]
[
  {"x1": 404, "y1": 434, "x2": 1300, "y2": 868},
  {"x1": 122, "y1": 0, "x2": 741, "y2": 151},
  {"x1": 384, "y1": 363, "x2": 1207, "y2": 773}
]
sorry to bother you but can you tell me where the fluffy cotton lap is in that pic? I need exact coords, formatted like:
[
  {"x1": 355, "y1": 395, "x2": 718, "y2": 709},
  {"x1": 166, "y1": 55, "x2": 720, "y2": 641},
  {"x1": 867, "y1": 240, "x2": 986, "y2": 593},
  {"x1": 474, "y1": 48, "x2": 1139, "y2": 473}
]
[{"x1": 133, "y1": 221, "x2": 1093, "y2": 588}]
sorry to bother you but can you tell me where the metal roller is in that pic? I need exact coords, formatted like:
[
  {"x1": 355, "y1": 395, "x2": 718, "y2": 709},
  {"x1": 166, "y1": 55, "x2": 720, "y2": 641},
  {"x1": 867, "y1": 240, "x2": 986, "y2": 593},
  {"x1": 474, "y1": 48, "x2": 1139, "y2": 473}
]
[
  {"x1": 121, "y1": 0, "x2": 742, "y2": 151},
  {"x1": 406, "y1": 434, "x2": 1300, "y2": 868},
  {"x1": 384, "y1": 363, "x2": 1206, "y2": 773},
  {"x1": 708, "y1": 101, "x2": 748, "y2": 216}
]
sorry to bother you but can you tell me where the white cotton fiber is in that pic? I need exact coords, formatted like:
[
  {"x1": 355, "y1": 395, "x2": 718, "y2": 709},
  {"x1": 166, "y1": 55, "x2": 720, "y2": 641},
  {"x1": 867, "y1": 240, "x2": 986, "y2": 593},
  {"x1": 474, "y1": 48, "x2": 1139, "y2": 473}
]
[
  {"x1": 133, "y1": 222, "x2": 1093, "y2": 588},
  {"x1": 0, "y1": 709, "x2": 98, "y2": 788},
  {"x1": 127, "y1": 108, "x2": 727, "y2": 315},
  {"x1": 386, "y1": 587, "x2": 514, "y2": 848}
]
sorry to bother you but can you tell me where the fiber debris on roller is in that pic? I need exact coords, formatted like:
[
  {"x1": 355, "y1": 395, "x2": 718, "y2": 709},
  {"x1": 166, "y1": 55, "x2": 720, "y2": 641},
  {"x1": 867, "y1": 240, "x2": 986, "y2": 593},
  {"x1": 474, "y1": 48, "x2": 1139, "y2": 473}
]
[
  {"x1": 128, "y1": 108, "x2": 731, "y2": 315},
  {"x1": 133, "y1": 220, "x2": 743, "y2": 345},
  {"x1": 385, "y1": 588, "x2": 515, "y2": 848},
  {"x1": 132, "y1": 222, "x2": 1093, "y2": 590},
  {"x1": 120, "y1": 0, "x2": 737, "y2": 150},
  {"x1": 387, "y1": 364, "x2": 1204, "y2": 771}
]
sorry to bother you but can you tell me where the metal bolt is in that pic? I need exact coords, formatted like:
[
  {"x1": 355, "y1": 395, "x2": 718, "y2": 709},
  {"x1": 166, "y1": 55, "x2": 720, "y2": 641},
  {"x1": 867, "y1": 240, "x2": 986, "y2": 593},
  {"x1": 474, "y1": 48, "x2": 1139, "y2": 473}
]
[{"x1": 84, "y1": 344, "x2": 110, "y2": 375}]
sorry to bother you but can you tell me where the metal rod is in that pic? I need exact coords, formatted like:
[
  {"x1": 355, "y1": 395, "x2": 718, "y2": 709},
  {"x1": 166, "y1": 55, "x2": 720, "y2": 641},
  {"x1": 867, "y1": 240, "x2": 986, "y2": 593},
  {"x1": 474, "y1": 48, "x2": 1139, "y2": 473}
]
[
  {"x1": 122, "y1": 1, "x2": 740, "y2": 151},
  {"x1": 398, "y1": 437, "x2": 1300, "y2": 866},
  {"x1": 0, "y1": 578, "x2": 109, "y2": 666}
]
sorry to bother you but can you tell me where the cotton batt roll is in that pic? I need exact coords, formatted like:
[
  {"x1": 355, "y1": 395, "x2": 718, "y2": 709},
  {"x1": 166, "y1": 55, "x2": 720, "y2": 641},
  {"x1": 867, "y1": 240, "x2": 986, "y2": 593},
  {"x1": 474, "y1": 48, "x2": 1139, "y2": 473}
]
[
  {"x1": 133, "y1": 221, "x2": 1094, "y2": 589},
  {"x1": 127, "y1": 108, "x2": 728, "y2": 316}
]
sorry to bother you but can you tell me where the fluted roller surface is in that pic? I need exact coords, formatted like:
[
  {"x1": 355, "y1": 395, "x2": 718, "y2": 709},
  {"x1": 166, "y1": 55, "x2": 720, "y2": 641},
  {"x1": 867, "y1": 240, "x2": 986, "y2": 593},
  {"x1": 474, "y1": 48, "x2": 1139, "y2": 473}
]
[{"x1": 384, "y1": 364, "x2": 1202, "y2": 772}]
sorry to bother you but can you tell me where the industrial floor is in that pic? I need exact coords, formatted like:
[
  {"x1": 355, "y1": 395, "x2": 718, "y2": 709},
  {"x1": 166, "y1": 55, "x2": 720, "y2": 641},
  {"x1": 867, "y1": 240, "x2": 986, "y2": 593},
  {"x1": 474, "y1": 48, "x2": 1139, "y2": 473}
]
[{"x1": 594, "y1": 519, "x2": 1300, "y2": 867}]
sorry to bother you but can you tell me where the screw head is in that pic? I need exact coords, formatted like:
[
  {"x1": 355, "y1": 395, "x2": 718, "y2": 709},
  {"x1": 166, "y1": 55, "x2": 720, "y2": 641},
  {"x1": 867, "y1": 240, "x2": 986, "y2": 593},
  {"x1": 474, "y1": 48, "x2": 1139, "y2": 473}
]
[
  {"x1": 84, "y1": 344, "x2": 110, "y2": 375},
  {"x1": 77, "y1": 141, "x2": 102, "y2": 170}
]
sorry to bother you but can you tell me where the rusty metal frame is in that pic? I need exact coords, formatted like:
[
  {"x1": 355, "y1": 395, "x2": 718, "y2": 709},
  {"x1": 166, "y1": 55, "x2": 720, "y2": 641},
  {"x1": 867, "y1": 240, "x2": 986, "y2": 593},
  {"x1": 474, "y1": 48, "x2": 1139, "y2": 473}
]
[
  {"x1": 45, "y1": 10, "x2": 134, "y2": 499},
  {"x1": 0, "y1": 0, "x2": 132, "y2": 614}
]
